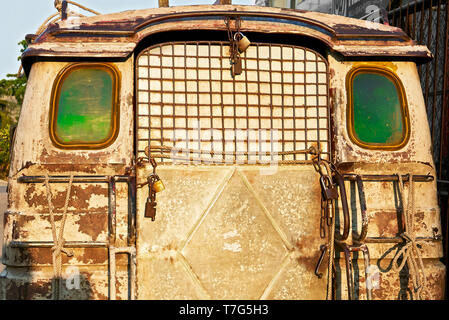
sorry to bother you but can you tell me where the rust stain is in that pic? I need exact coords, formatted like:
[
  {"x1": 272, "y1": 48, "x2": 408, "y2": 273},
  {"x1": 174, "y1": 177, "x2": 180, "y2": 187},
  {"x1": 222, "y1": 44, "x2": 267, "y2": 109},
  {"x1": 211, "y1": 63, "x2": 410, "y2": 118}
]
[
  {"x1": 77, "y1": 214, "x2": 107, "y2": 242},
  {"x1": 75, "y1": 248, "x2": 108, "y2": 265},
  {"x1": 24, "y1": 184, "x2": 108, "y2": 213},
  {"x1": 373, "y1": 213, "x2": 399, "y2": 237},
  {"x1": 5, "y1": 280, "x2": 52, "y2": 300}
]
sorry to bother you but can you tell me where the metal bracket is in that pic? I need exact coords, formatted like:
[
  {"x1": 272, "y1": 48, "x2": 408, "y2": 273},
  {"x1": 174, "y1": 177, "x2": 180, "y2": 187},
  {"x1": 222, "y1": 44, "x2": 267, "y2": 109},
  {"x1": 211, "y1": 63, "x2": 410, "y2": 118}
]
[{"x1": 109, "y1": 246, "x2": 137, "y2": 300}]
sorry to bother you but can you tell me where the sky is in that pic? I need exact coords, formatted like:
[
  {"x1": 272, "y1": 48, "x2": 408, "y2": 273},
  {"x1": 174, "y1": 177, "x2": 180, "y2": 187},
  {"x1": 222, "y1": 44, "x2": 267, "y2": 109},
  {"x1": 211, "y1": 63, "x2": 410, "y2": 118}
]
[{"x1": 0, "y1": 0, "x2": 255, "y2": 79}]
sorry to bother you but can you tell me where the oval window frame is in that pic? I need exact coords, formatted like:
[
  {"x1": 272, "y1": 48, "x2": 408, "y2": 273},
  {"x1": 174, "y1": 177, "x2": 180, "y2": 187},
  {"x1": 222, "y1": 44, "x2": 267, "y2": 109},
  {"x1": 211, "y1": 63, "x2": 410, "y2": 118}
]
[
  {"x1": 346, "y1": 66, "x2": 410, "y2": 151},
  {"x1": 49, "y1": 63, "x2": 121, "y2": 150}
]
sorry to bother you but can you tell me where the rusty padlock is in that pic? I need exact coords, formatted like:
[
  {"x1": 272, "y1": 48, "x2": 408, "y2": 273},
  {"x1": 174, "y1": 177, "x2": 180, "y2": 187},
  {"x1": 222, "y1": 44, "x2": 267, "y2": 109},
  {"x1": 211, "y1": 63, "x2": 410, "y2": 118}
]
[
  {"x1": 232, "y1": 56, "x2": 243, "y2": 76},
  {"x1": 144, "y1": 174, "x2": 165, "y2": 221},
  {"x1": 234, "y1": 32, "x2": 251, "y2": 53},
  {"x1": 320, "y1": 175, "x2": 339, "y2": 201}
]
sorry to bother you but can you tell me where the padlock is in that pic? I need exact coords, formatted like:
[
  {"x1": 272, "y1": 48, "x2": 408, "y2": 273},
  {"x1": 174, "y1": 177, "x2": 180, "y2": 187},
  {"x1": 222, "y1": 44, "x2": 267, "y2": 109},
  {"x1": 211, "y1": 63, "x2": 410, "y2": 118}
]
[
  {"x1": 234, "y1": 32, "x2": 251, "y2": 53},
  {"x1": 149, "y1": 174, "x2": 165, "y2": 193},
  {"x1": 144, "y1": 197, "x2": 157, "y2": 221},
  {"x1": 320, "y1": 176, "x2": 339, "y2": 201},
  {"x1": 232, "y1": 56, "x2": 243, "y2": 76}
]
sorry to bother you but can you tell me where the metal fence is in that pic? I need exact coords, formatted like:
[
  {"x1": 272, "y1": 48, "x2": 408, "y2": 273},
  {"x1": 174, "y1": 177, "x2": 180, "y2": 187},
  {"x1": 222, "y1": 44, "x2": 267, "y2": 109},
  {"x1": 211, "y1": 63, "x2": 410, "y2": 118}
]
[{"x1": 388, "y1": 0, "x2": 449, "y2": 299}]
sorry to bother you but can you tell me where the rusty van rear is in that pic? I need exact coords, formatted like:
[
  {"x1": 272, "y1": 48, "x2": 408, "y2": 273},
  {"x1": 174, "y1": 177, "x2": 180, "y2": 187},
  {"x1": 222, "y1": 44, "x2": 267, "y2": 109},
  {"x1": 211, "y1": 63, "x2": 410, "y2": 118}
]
[{"x1": 0, "y1": 2, "x2": 445, "y2": 300}]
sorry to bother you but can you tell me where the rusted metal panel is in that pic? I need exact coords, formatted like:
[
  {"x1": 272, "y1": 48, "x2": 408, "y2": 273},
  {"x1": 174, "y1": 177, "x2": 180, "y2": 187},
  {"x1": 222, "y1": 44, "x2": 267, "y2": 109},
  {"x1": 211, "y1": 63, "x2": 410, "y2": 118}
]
[
  {"x1": 136, "y1": 166, "x2": 327, "y2": 300},
  {"x1": 1, "y1": 56, "x2": 136, "y2": 300},
  {"x1": 21, "y1": 5, "x2": 432, "y2": 76},
  {"x1": 0, "y1": 266, "x2": 130, "y2": 300}
]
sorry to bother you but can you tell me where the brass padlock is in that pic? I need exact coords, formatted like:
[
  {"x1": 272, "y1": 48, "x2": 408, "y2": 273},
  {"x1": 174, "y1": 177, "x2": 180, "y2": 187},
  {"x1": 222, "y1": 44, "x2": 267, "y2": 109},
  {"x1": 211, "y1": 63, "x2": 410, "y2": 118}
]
[
  {"x1": 144, "y1": 174, "x2": 165, "y2": 221},
  {"x1": 150, "y1": 174, "x2": 165, "y2": 193},
  {"x1": 235, "y1": 32, "x2": 251, "y2": 53}
]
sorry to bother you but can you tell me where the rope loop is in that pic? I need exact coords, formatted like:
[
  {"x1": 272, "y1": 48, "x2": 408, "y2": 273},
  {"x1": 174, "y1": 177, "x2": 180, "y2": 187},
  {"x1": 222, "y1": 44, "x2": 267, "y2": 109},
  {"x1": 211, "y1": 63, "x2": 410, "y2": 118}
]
[
  {"x1": 392, "y1": 173, "x2": 427, "y2": 300},
  {"x1": 44, "y1": 173, "x2": 75, "y2": 299}
]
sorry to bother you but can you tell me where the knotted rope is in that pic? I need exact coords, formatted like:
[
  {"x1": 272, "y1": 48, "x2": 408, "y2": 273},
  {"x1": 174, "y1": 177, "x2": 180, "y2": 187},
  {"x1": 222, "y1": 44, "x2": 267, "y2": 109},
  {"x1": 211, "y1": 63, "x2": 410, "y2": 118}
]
[
  {"x1": 392, "y1": 174, "x2": 427, "y2": 300},
  {"x1": 44, "y1": 173, "x2": 74, "y2": 300}
]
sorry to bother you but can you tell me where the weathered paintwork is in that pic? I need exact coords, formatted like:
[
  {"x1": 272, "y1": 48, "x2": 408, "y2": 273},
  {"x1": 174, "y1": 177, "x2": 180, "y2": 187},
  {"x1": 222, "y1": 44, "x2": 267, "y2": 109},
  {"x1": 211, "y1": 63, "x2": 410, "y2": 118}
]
[
  {"x1": 1, "y1": 5, "x2": 445, "y2": 300},
  {"x1": 21, "y1": 5, "x2": 432, "y2": 75}
]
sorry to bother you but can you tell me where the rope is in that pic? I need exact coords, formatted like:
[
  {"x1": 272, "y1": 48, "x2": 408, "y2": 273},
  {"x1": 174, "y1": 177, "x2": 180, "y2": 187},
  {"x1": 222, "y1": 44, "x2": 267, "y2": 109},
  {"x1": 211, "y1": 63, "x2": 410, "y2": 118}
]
[
  {"x1": 34, "y1": 0, "x2": 100, "y2": 38},
  {"x1": 65, "y1": 0, "x2": 101, "y2": 15},
  {"x1": 148, "y1": 145, "x2": 316, "y2": 156},
  {"x1": 326, "y1": 212, "x2": 335, "y2": 300},
  {"x1": 392, "y1": 174, "x2": 427, "y2": 300},
  {"x1": 44, "y1": 173, "x2": 74, "y2": 300}
]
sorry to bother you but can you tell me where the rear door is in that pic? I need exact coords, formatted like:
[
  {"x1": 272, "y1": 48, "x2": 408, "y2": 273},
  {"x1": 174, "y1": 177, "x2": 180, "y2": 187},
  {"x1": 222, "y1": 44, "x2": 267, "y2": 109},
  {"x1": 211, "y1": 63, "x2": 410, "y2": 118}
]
[{"x1": 135, "y1": 41, "x2": 331, "y2": 299}]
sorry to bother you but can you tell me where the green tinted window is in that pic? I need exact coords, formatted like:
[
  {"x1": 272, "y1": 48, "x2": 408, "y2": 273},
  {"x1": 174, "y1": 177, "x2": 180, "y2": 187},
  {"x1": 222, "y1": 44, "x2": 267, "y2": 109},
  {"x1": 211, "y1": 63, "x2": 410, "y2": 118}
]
[
  {"x1": 351, "y1": 72, "x2": 407, "y2": 147},
  {"x1": 52, "y1": 65, "x2": 118, "y2": 148}
]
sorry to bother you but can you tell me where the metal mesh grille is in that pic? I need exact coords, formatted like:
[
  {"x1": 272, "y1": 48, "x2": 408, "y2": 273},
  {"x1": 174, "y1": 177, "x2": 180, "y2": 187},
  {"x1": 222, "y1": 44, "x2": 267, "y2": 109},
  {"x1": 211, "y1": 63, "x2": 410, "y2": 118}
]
[{"x1": 136, "y1": 41, "x2": 330, "y2": 164}]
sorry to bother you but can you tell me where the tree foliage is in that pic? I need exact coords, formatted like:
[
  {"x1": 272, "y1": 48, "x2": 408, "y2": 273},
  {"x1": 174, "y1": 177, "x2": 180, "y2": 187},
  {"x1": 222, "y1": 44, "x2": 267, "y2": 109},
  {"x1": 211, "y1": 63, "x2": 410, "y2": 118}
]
[
  {"x1": 0, "y1": 124, "x2": 11, "y2": 179},
  {"x1": 0, "y1": 39, "x2": 28, "y2": 179},
  {"x1": 0, "y1": 40, "x2": 28, "y2": 106}
]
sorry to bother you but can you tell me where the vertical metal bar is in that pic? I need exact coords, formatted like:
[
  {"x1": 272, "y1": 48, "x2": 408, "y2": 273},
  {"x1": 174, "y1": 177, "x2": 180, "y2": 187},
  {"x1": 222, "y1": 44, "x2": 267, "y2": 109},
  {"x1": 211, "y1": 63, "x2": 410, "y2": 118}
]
[
  {"x1": 147, "y1": 51, "x2": 151, "y2": 160},
  {"x1": 424, "y1": 0, "x2": 433, "y2": 113},
  {"x1": 431, "y1": 0, "x2": 442, "y2": 144},
  {"x1": 128, "y1": 175, "x2": 137, "y2": 246},
  {"x1": 440, "y1": 2, "x2": 449, "y2": 179},
  {"x1": 405, "y1": 1, "x2": 410, "y2": 34},
  {"x1": 362, "y1": 247, "x2": 372, "y2": 300},
  {"x1": 412, "y1": 0, "x2": 417, "y2": 39},
  {"x1": 292, "y1": 46, "x2": 297, "y2": 161},
  {"x1": 220, "y1": 42, "x2": 225, "y2": 163},
  {"x1": 184, "y1": 43, "x2": 190, "y2": 158},
  {"x1": 418, "y1": 0, "x2": 426, "y2": 75},
  {"x1": 129, "y1": 248, "x2": 137, "y2": 300},
  {"x1": 440, "y1": 3, "x2": 449, "y2": 291},
  {"x1": 109, "y1": 247, "x2": 136, "y2": 300},
  {"x1": 196, "y1": 43, "x2": 201, "y2": 158},
  {"x1": 108, "y1": 177, "x2": 117, "y2": 244},
  {"x1": 109, "y1": 247, "x2": 117, "y2": 300},
  {"x1": 391, "y1": 0, "x2": 397, "y2": 27},
  {"x1": 304, "y1": 48, "x2": 309, "y2": 161},
  {"x1": 159, "y1": 46, "x2": 164, "y2": 162},
  {"x1": 281, "y1": 45, "x2": 286, "y2": 162},
  {"x1": 172, "y1": 43, "x2": 176, "y2": 156},
  {"x1": 343, "y1": 245, "x2": 354, "y2": 300},
  {"x1": 208, "y1": 42, "x2": 215, "y2": 161},
  {"x1": 233, "y1": 44, "x2": 237, "y2": 161},
  {"x1": 315, "y1": 52, "x2": 321, "y2": 158},
  {"x1": 326, "y1": 53, "x2": 331, "y2": 161},
  {"x1": 268, "y1": 44, "x2": 274, "y2": 162},
  {"x1": 243, "y1": 42, "x2": 250, "y2": 163},
  {"x1": 61, "y1": 0, "x2": 68, "y2": 20},
  {"x1": 256, "y1": 43, "x2": 262, "y2": 163}
]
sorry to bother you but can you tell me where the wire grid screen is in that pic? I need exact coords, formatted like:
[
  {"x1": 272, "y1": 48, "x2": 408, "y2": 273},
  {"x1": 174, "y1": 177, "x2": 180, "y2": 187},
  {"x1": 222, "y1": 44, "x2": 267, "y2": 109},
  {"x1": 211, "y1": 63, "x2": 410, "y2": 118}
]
[{"x1": 136, "y1": 41, "x2": 330, "y2": 164}]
